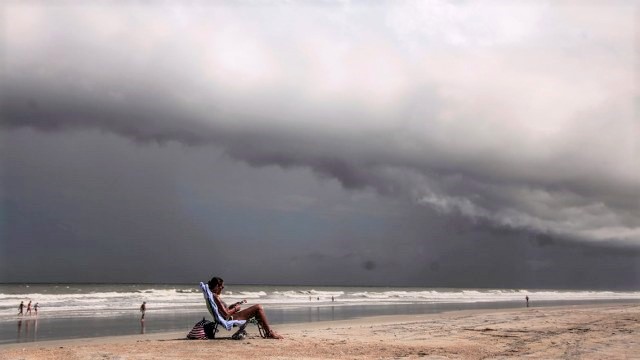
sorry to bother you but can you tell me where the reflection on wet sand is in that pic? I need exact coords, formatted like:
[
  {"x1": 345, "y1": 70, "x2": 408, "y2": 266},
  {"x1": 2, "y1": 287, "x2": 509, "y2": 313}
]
[{"x1": 17, "y1": 319, "x2": 38, "y2": 342}]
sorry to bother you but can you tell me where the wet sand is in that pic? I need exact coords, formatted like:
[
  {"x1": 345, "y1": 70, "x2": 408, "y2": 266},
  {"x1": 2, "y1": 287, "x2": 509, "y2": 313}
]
[{"x1": 1, "y1": 303, "x2": 638, "y2": 359}]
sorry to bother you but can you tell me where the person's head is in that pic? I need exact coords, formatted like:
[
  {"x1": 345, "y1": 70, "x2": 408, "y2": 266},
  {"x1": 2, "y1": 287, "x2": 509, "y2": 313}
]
[{"x1": 207, "y1": 276, "x2": 224, "y2": 294}]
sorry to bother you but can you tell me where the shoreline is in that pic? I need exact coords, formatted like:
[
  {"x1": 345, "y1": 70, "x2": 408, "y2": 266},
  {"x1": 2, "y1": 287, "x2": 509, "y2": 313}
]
[
  {"x1": 1, "y1": 302, "x2": 638, "y2": 359},
  {"x1": 3, "y1": 298, "x2": 637, "y2": 346}
]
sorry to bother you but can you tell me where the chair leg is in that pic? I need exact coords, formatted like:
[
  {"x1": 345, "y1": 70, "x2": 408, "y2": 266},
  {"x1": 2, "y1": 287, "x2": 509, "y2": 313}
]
[
  {"x1": 247, "y1": 316, "x2": 267, "y2": 338},
  {"x1": 256, "y1": 319, "x2": 267, "y2": 338},
  {"x1": 231, "y1": 322, "x2": 248, "y2": 340}
]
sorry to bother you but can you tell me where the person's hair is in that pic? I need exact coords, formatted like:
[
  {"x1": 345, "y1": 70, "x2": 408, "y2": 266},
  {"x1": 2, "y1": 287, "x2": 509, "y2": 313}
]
[{"x1": 207, "y1": 276, "x2": 224, "y2": 291}]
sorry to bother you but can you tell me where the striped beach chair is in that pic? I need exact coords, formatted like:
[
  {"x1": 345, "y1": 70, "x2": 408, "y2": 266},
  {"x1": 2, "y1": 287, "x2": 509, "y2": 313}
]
[{"x1": 199, "y1": 282, "x2": 250, "y2": 339}]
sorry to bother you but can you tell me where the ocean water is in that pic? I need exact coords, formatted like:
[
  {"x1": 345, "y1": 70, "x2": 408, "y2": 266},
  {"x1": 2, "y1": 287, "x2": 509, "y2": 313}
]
[{"x1": 1, "y1": 283, "x2": 639, "y2": 344}]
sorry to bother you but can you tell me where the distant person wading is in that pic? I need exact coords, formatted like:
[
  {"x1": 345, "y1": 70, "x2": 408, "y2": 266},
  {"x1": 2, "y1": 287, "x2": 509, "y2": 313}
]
[{"x1": 140, "y1": 302, "x2": 146, "y2": 320}]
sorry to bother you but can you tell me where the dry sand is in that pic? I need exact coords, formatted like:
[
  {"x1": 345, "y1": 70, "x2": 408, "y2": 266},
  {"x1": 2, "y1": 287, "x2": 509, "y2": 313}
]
[{"x1": 1, "y1": 303, "x2": 639, "y2": 359}]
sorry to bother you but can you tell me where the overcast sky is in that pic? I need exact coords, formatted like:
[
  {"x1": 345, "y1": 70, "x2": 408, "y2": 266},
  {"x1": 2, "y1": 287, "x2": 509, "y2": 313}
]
[{"x1": 1, "y1": 1, "x2": 639, "y2": 288}]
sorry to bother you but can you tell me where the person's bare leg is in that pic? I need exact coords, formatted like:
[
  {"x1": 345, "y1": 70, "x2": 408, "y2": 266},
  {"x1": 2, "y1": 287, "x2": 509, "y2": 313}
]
[{"x1": 234, "y1": 304, "x2": 283, "y2": 339}]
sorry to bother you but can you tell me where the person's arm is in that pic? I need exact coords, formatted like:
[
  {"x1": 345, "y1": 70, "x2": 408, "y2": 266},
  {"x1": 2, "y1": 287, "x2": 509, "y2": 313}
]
[
  {"x1": 230, "y1": 300, "x2": 247, "y2": 308},
  {"x1": 213, "y1": 294, "x2": 237, "y2": 319}
]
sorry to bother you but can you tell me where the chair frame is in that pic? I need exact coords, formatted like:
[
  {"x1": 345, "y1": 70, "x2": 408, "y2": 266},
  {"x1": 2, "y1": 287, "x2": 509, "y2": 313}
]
[{"x1": 199, "y1": 282, "x2": 248, "y2": 339}]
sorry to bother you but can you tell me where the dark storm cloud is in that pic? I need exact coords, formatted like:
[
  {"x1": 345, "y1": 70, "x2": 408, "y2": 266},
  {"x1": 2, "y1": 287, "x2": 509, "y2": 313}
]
[
  {"x1": 2, "y1": 126, "x2": 638, "y2": 287},
  {"x1": 1, "y1": 0, "x2": 639, "y2": 250}
]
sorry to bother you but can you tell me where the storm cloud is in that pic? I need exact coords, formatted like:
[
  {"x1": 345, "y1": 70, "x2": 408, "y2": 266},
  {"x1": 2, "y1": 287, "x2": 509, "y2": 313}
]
[{"x1": 1, "y1": 1, "x2": 639, "y2": 285}]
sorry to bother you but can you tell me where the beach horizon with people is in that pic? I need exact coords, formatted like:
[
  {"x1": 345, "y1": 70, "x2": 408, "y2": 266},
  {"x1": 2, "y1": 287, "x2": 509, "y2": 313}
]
[{"x1": 1, "y1": 282, "x2": 639, "y2": 345}]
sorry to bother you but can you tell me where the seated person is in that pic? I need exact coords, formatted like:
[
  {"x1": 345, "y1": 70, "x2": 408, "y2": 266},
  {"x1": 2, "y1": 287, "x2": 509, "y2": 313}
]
[{"x1": 208, "y1": 276, "x2": 283, "y2": 339}]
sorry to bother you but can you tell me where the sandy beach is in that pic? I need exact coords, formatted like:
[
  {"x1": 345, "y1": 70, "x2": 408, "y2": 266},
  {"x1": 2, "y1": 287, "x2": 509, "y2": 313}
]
[{"x1": 1, "y1": 303, "x2": 638, "y2": 359}]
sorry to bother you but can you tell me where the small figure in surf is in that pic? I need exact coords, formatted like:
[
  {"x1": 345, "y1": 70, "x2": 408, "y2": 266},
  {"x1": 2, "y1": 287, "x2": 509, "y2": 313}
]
[
  {"x1": 26, "y1": 301, "x2": 32, "y2": 316},
  {"x1": 18, "y1": 301, "x2": 25, "y2": 316},
  {"x1": 525, "y1": 295, "x2": 529, "y2": 307},
  {"x1": 34, "y1": 303, "x2": 39, "y2": 316},
  {"x1": 140, "y1": 301, "x2": 146, "y2": 320}
]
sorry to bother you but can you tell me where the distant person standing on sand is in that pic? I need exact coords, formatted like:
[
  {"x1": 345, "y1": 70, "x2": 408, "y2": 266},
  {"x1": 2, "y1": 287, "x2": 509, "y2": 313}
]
[
  {"x1": 18, "y1": 301, "x2": 24, "y2": 316},
  {"x1": 525, "y1": 295, "x2": 529, "y2": 307},
  {"x1": 26, "y1": 301, "x2": 32, "y2": 316},
  {"x1": 34, "y1": 303, "x2": 39, "y2": 316},
  {"x1": 140, "y1": 302, "x2": 146, "y2": 320}
]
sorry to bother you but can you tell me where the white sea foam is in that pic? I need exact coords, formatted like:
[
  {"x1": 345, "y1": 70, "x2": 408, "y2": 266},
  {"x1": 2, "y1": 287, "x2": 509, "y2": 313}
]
[
  {"x1": 238, "y1": 291, "x2": 267, "y2": 298},
  {"x1": 1, "y1": 284, "x2": 639, "y2": 322}
]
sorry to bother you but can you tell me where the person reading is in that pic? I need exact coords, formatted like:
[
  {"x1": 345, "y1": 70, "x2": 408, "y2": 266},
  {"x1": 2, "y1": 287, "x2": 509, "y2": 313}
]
[{"x1": 207, "y1": 276, "x2": 283, "y2": 339}]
